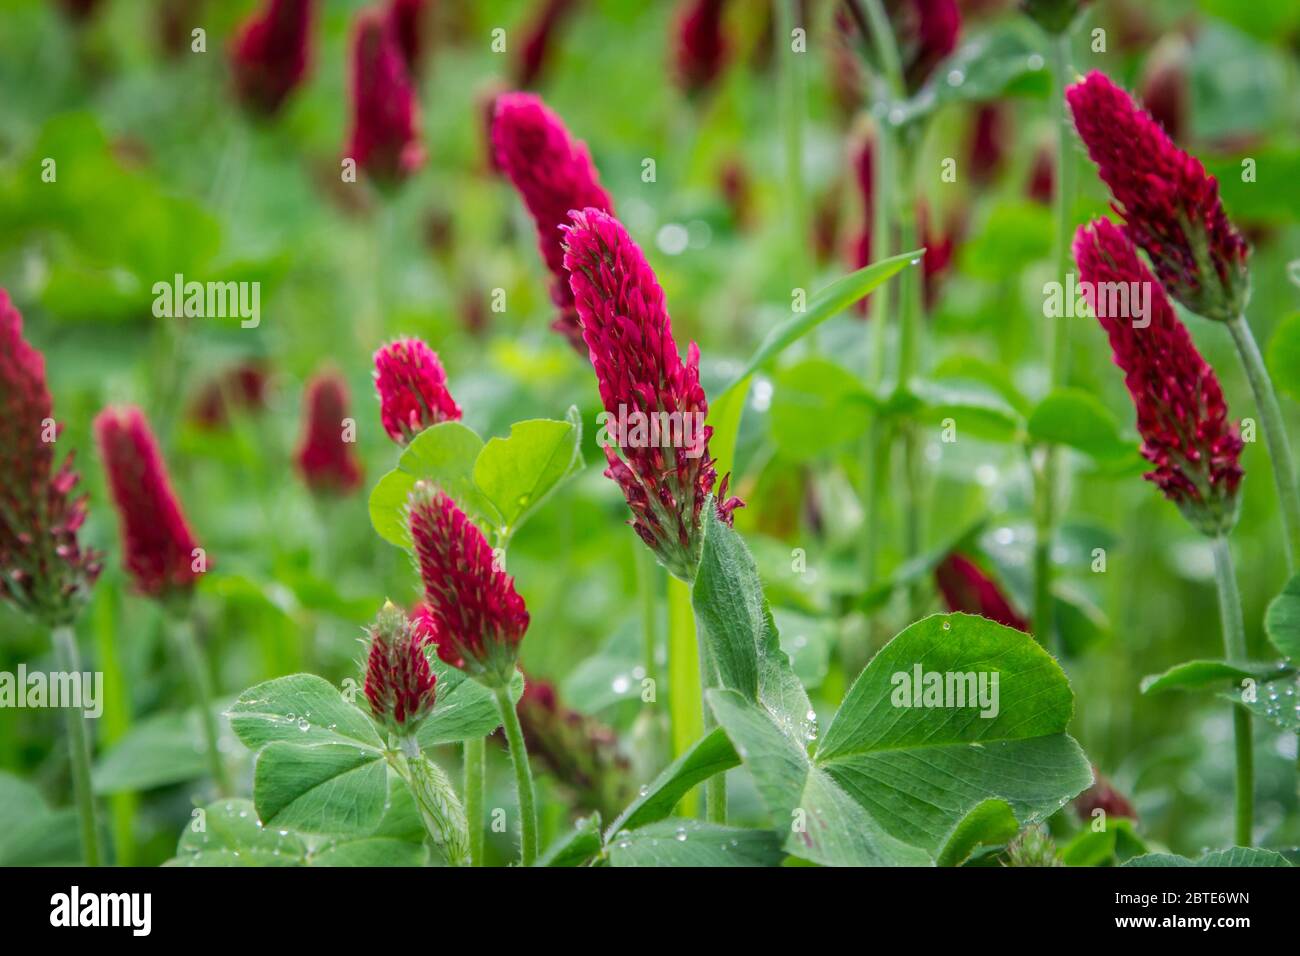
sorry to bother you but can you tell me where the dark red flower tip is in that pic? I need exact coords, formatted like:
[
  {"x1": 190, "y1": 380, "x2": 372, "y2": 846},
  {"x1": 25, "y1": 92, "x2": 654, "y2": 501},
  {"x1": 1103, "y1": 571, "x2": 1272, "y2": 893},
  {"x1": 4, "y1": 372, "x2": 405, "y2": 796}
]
[
  {"x1": 514, "y1": 0, "x2": 579, "y2": 88},
  {"x1": 364, "y1": 600, "x2": 438, "y2": 734},
  {"x1": 907, "y1": 0, "x2": 961, "y2": 90},
  {"x1": 934, "y1": 553, "x2": 1029, "y2": 632},
  {"x1": 409, "y1": 482, "x2": 529, "y2": 686},
  {"x1": 491, "y1": 91, "x2": 614, "y2": 350},
  {"x1": 373, "y1": 337, "x2": 462, "y2": 445},
  {"x1": 386, "y1": 0, "x2": 429, "y2": 77},
  {"x1": 345, "y1": 7, "x2": 425, "y2": 184},
  {"x1": 1074, "y1": 769, "x2": 1138, "y2": 822},
  {"x1": 0, "y1": 291, "x2": 101, "y2": 623},
  {"x1": 189, "y1": 360, "x2": 272, "y2": 430},
  {"x1": 561, "y1": 207, "x2": 742, "y2": 581},
  {"x1": 1074, "y1": 218, "x2": 1243, "y2": 531},
  {"x1": 1067, "y1": 70, "x2": 1249, "y2": 322},
  {"x1": 94, "y1": 406, "x2": 204, "y2": 600},
  {"x1": 294, "y1": 372, "x2": 364, "y2": 496},
  {"x1": 229, "y1": 0, "x2": 315, "y2": 117},
  {"x1": 672, "y1": 0, "x2": 729, "y2": 95},
  {"x1": 967, "y1": 103, "x2": 1009, "y2": 185},
  {"x1": 1026, "y1": 142, "x2": 1054, "y2": 205}
]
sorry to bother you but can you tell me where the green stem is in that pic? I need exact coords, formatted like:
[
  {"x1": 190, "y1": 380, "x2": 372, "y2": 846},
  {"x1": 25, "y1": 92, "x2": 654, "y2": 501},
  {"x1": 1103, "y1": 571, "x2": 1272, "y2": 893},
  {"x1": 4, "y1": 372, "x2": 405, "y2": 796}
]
[
  {"x1": 92, "y1": 585, "x2": 136, "y2": 865},
  {"x1": 635, "y1": 543, "x2": 660, "y2": 717},
  {"x1": 1226, "y1": 314, "x2": 1300, "y2": 568},
  {"x1": 493, "y1": 685, "x2": 538, "y2": 865},
  {"x1": 698, "y1": 634, "x2": 726, "y2": 824},
  {"x1": 776, "y1": 0, "x2": 810, "y2": 293},
  {"x1": 397, "y1": 739, "x2": 469, "y2": 867},
  {"x1": 667, "y1": 574, "x2": 703, "y2": 817},
  {"x1": 1030, "y1": 447, "x2": 1057, "y2": 650},
  {"x1": 1211, "y1": 534, "x2": 1253, "y2": 846},
  {"x1": 168, "y1": 614, "x2": 232, "y2": 797},
  {"x1": 463, "y1": 736, "x2": 485, "y2": 867},
  {"x1": 51, "y1": 625, "x2": 103, "y2": 867}
]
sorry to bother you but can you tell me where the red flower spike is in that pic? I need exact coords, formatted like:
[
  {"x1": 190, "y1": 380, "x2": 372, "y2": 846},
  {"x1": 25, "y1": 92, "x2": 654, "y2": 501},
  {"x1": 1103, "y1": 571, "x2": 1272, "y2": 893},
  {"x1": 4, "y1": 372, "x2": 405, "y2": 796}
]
[
  {"x1": 934, "y1": 553, "x2": 1029, "y2": 632},
  {"x1": 967, "y1": 103, "x2": 1009, "y2": 185},
  {"x1": 386, "y1": 0, "x2": 428, "y2": 77},
  {"x1": 491, "y1": 92, "x2": 614, "y2": 350},
  {"x1": 672, "y1": 0, "x2": 729, "y2": 95},
  {"x1": 1075, "y1": 769, "x2": 1138, "y2": 822},
  {"x1": 373, "y1": 337, "x2": 462, "y2": 445},
  {"x1": 1067, "y1": 70, "x2": 1249, "y2": 322},
  {"x1": 408, "y1": 482, "x2": 529, "y2": 687},
  {"x1": 95, "y1": 406, "x2": 203, "y2": 600},
  {"x1": 345, "y1": 8, "x2": 426, "y2": 184},
  {"x1": 561, "y1": 208, "x2": 742, "y2": 581},
  {"x1": 515, "y1": 0, "x2": 579, "y2": 88},
  {"x1": 294, "y1": 372, "x2": 364, "y2": 495},
  {"x1": 1074, "y1": 218, "x2": 1243, "y2": 533},
  {"x1": 230, "y1": 0, "x2": 315, "y2": 117},
  {"x1": 189, "y1": 360, "x2": 271, "y2": 430},
  {"x1": 363, "y1": 600, "x2": 438, "y2": 734},
  {"x1": 1026, "y1": 142, "x2": 1054, "y2": 205},
  {"x1": 0, "y1": 292, "x2": 100, "y2": 623}
]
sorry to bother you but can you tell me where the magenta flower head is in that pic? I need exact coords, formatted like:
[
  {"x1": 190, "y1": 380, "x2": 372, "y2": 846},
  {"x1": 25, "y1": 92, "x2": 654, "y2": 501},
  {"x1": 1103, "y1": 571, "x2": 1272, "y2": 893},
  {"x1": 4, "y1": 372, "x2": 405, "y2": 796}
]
[
  {"x1": 408, "y1": 482, "x2": 529, "y2": 687},
  {"x1": 0, "y1": 292, "x2": 100, "y2": 624},
  {"x1": 94, "y1": 406, "x2": 204, "y2": 600},
  {"x1": 1067, "y1": 71, "x2": 1249, "y2": 322},
  {"x1": 386, "y1": 0, "x2": 428, "y2": 77},
  {"x1": 229, "y1": 0, "x2": 315, "y2": 117},
  {"x1": 491, "y1": 92, "x2": 615, "y2": 350},
  {"x1": 515, "y1": 0, "x2": 578, "y2": 88},
  {"x1": 1074, "y1": 218, "x2": 1243, "y2": 533},
  {"x1": 373, "y1": 337, "x2": 462, "y2": 445},
  {"x1": 363, "y1": 600, "x2": 438, "y2": 735},
  {"x1": 345, "y1": 8, "x2": 426, "y2": 185},
  {"x1": 934, "y1": 553, "x2": 1029, "y2": 632},
  {"x1": 561, "y1": 208, "x2": 742, "y2": 582},
  {"x1": 294, "y1": 372, "x2": 364, "y2": 496},
  {"x1": 672, "y1": 0, "x2": 729, "y2": 95}
]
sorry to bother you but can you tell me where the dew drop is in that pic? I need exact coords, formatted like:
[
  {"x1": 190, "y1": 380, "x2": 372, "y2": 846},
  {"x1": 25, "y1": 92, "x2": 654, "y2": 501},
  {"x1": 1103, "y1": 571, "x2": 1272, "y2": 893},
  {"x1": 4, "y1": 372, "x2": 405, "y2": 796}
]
[{"x1": 946, "y1": 69, "x2": 964, "y2": 87}]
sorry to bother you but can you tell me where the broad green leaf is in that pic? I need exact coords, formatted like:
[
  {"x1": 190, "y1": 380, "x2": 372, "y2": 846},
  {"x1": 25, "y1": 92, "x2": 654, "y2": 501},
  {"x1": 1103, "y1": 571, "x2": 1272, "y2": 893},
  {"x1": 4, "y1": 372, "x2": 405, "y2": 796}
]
[
  {"x1": 537, "y1": 813, "x2": 603, "y2": 867},
  {"x1": 931, "y1": 354, "x2": 1033, "y2": 417},
  {"x1": 368, "y1": 469, "x2": 420, "y2": 549},
  {"x1": 0, "y1": 772, "x2": 81, "y2": 866},
  {"x1": 369, "y1": 421, "x2": 488, "y2": 548},
  {"x1": 308, "y1": 837, "x2": 428, "y2": 867},
  {"x1": 958, "y1": 201, "x2": 1054, "y2": 279},
  {"x1": 1139, "y1": 659, "x2": 1292, "y2": 695},
  {"x1": 227, "y1": 674, "x2": 383, "y2": 752},
  {"x1": 704, "y1": 375, "x2": 750, "y2": 489},
  {"x1": 415, "y1": 663, "x2": 524, "y2": 748},
  {"x1": 1266, "y1": 313, "x2": 1300, "y2": 403},
  {"x1": 1124, "y1": 848, "x2": 1291, "y2": 867},
  {"x1": 473, "y1": 410, "x2": 583, "y2": 543},
  {"x1": 253, "y1": 742, "x2": 388, "y2": 835},
  {"x1": 815, "y1": 613, "x2": 1093, "y2": 855},
  {"x1": 94, "y1": 704, "x2": 235, "y2": 794},
  {"x1": 1059, "y1": 820, "x2": 1146, "y2": 867},
  {"x1": 768, "y1": 358, "x2": 874, "y2": 460},
  {"x1": 606, "y1": 728, "x2": 740, "y2": 836},
  {"x1": 169, "y1": 798, "x2": 306, "y2": 867},
  {"x1": 936, "y1": 799, "x2": 1019, "y2": 867},
  {"x1": 607, "y1": 818, "x2": 784, "y2": 867},
  {"x1": 911, "y1": 381, "x2": 1024, "y2": 443},
  {"x1": 1028, "y1": 389, "x2": 1131, "y2": 460},
  {"x1": 1219, "y1": 673, "x2": 1300, "y2": 732},
  {"x1": 1264, "y1": 572, "x2": 1300, "y2": 659}
]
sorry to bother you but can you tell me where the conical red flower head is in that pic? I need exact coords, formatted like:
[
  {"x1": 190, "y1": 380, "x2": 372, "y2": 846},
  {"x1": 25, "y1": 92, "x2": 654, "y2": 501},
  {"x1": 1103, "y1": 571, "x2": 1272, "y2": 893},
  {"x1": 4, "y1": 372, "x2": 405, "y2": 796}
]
[
  {"x1": 189, "y1": 360, "x2": 272, "y2": 430},
  {"x1": 1026, "y1": 142, "x2": 1054, "y2": 205},
  {"x1": 386, "y1": 0, "x2": 429, "y2": 77},
  {"x1": 408, "y1": 482, "x2": 529, "y2": 686},
  {"x1": 672, "y1": 0, "x2": 729, "y2": 95},
  {"x1": 345, "y1": 8, "x2": 426, "y2": 184},
  {"x1": 95, "y1": 406, "x2": 204, "y2": 599},
  {"x1": 1067, "y1": 71, "x2": 1249, "y2": 322},
  {"x1": 934, "y1": 553, "x2": 1029, "y2": 632},
  {"x1": 363, "y1": 600, "x2": 438, "y2": 734},
  {"x1": 0, "y1": 292, "x2": 100, "y2": 624},
  {"x1": 1074, "y1": 769, "x2": 1137, "y2": 822},
  {"x1": 561, "y1": 208, "x2": 742, "y2": 582},
  {"x1": 491, "y1": 92, "x2": 614, "y2": 351},
  {"x1": 294, "y1": 372, "x2": 364, "y2": 495},
  {"x1": 967, "y1": 103, "x2": 1009, "y2": 185},
  {"x1": 230, "y1": 0, "x2": 315, "y2": 117},
  {"x1": 373, "y1": 337, "x2": 462, "y2": 445},
  {"x1": 514, "y1": 0, "x2": 578, "y2": 88},
  {"x1": 1074, "y1": 218, "x2": 1243, "y2": 533}
]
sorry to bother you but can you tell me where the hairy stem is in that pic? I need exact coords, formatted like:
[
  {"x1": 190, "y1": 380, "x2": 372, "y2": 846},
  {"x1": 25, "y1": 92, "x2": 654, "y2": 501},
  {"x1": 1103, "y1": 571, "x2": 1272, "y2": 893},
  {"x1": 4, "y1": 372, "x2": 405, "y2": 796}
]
[
  {"x1": 1211, "y1": 534, "x2": 1253, "y2": 846},
  {"x1": 52, "y1": 625, "x2": 103, "y2": 867},
  {"x1": 667, "y1": 574, "x2": 702, "y2": 816},
  {"x1": 398, "y1": 738, "x2": 469, "y2": 867},
  {"x1": 463, "y1": 736, "x2": 485, "y2": 866},
  {"x1": 494, "y1": 684, "x2": 539, "y2": 865}
]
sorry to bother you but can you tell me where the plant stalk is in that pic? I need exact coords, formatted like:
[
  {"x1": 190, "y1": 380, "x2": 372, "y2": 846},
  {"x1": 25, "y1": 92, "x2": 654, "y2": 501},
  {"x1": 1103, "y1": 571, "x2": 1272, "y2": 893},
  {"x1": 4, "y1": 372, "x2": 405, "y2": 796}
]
[
  {"x1": 168, "y1": 614, "x2": 232, "y2": 797},
  {"x1": 1211, "y1": 534, "x2": 1253, "y2": 846},
  {"x1": 667, "y1": 574, "x2": 702, "y2": 816},
  {"x1": 698, "y1": 634, "x2": 726, "y2": 824},
  {"x1": 493, "y1": 684, "x2": 539, "y2": 865},
  {"x1": 398, "y1": 738, "x2": 469, "y2": 867},
  {"x1": 463, "y1": 736, "x2": 485, "y2": 866},
  {"x1": 52, "y1": 625, "x2": 103, "y2": 867}
]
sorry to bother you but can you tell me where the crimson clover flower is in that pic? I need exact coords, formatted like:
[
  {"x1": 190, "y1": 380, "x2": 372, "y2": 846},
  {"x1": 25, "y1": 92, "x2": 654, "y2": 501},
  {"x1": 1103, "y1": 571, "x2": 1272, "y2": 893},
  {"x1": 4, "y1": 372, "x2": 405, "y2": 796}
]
[
  {"x1": 409, "y1": 482, "x2": 529, "y2": 687},
  {"x1": 561, "y1": 207, "x2": 742, "y2": 582},
  {"x1": 1074, "y1": 218, "x2": 1243, "y2": 533},
  {"x1": 363, "y1": 600, "x2": 438, "y2": 735},
  {"x1": 373, "y1": 337, "x2": 462, "y2": 445},
  {"x1": 967, "y1": 103, "x2": 1009, "y2": 186},
  {"x1": 934, "y1": 553, "x2": 1029, "y2": 632},
  {"x1": 344, "y1": 7, "x2": 425, "y2": 184},
  {"x1": 672, "y1": 0, "x2": 729, "y2": 95},
  {"x1": 230, "y1": 0, "x2": 315, "y2": 117},
  {"x1": 491, "y1": 91, "x2": 614, "y2": 350},
  {"x1": 1074, "y1": 769, "x2": 1137, "y2": 822},
  {"x1": 386, "y1": 0, "x2": 428, "y2": 77},
  {"x1": 95, "y1": 406, "x2": 204, "y2": 600},
  {"x1": 294, "y1": 372, "x2": 364, "y2": 495},
  {"x1": 0, "y1": 291, "x2": 100, "y2": 624},
  {"x1": 1067, "y1": 70, "x2": 1249, "y2": 322},
  {"x1": 189, "y1": 360, "x2": 272, "y2": 430},
  {"x1": 515, "y1": 0, "x2": 579, "y2": 88}
]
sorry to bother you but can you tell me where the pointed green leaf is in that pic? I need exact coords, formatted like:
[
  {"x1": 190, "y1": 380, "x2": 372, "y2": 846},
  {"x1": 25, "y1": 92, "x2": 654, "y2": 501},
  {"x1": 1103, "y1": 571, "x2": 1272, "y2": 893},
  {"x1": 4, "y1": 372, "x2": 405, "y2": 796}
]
[{"x1": 253, "y1": 742, "x2": 388, "y2": 835}]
